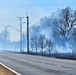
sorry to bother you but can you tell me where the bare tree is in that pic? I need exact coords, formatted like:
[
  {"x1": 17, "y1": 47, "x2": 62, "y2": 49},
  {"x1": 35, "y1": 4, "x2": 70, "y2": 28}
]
[
  {"x1": 0, "y1": 28, "x2": 9, "y2": 50},
  {"x1": 30, "y1": 36, "x2": 34, "y2": 53},
  {"x1": 46, "y1": 39, "x2": 53, "y2": 55},
  {"x1": 38, "y1": 34, "x2": 46, "y2": 55},
  {"x1": 69, "y1": 28, "x2": 76, "y2": 58},
  {"x1": 30, "y1": 25, "x2": 40, "y2": 54},
  {"x1": 30, "y1": 35, "x2": 38, "y2": 54},
  {"x1": 52, "y1": 7, "x2": 76, "y2": 39}
]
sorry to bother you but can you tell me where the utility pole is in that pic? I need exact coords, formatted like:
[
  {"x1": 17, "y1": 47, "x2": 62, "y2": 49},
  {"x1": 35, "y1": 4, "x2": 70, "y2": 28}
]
[
  {"x1": 26, "y1": 16, "x2": 29, "y2": 54},
  {"x1": 17, "y1": 17, "x2": 24, "y2": 52}
]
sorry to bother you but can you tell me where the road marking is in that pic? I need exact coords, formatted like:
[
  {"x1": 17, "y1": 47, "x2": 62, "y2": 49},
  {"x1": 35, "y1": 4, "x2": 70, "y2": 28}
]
[
  {"x1": 0, "y1": 62, "x2": 21, "y2": 75},
  {"x1": 57, "y1": 64, "x2": 61, "y2": 67}
]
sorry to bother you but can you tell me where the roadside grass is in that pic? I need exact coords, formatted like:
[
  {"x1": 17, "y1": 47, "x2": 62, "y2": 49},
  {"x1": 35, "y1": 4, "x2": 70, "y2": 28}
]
[{"x1": 0, "y1": 63, "x2": 19, "y2": 75}]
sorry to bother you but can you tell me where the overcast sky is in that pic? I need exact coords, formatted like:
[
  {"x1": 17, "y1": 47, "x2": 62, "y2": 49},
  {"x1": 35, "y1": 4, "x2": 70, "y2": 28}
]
[{"x1": 0, "y1": 0, "x2": 76, "y2": 41}]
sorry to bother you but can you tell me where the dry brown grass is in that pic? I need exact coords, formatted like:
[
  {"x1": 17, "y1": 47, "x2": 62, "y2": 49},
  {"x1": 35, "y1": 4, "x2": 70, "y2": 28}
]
[{"x1": 0, "y1": 64, "x2": 17, "y2": 75}]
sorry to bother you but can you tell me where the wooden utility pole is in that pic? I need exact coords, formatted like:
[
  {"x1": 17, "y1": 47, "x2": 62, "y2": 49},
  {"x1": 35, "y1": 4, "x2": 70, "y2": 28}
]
[{"x1": 26, "y1": 16, "x2": 29, "y2": 54}]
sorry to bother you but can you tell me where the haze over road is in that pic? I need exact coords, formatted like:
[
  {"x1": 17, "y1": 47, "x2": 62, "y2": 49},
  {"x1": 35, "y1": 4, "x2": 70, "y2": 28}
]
[{"x1": 0, "y1": 52, "x2": 76, "y2": 75}]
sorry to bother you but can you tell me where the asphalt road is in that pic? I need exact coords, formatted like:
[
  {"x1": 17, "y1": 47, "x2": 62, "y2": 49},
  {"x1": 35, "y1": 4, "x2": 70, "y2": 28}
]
[{"x1": 0, "y1": 52, "x2": 76, "y2": 75}]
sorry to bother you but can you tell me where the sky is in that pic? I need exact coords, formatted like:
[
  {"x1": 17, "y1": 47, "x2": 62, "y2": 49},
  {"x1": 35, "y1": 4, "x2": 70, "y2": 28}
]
[{"x1": 0, "y1": 0, "x2": 76, "y2": 41}]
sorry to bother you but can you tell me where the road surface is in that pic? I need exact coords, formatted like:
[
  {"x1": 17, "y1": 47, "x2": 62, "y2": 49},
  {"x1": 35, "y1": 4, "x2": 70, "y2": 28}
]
[{"x1": 0, "y1": 51, "x2": 76, "y2": 75}]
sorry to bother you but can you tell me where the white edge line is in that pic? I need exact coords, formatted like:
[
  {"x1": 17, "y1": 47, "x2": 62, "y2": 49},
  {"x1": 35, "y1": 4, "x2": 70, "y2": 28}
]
[{"x1": 0, "y1": 62, "x2": 21, "y2": 75}]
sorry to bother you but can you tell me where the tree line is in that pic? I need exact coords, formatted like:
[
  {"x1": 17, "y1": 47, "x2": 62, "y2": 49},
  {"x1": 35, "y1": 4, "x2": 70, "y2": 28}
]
[{"x1": 30, "y1": 7, "x2": 76, "y2": 58}]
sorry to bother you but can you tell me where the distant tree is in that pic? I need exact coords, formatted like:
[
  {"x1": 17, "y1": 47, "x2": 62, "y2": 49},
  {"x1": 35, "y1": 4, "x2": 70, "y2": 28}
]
[
  {"x1": 46, "y1": 39, "x2": 53, "y2": 55},
  {"x1": 51, "y1": 7, "x2": 76, "y2": 58},
  {"x1": 69, "y1": 28, "x2": 76, "y2": 58},
  {"x1": 30, "y1": 25, "x2": 40, "y2": 53},
  {"x1": 38, "y1": 34, "x2": 46, "y2": 55},
  {"x1": 0, "y1": 28, "x2": 9, "y2": 50},
  {"x1": 30, "y1": 36, "x2": 34, "y2": 53},
  {"x1": 52, "y1": 7, "x2": 76, "y2": 40},
  {"x1": 0, "y1": 28, "x2": 9, "y2": 41},
  {"x1": 30, "y1": 35, "x2": 38, "y2": 54}
]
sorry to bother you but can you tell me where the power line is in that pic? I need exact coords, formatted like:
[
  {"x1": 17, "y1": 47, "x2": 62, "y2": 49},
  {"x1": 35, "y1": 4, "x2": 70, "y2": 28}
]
[{"x1": 9, "y1": 25, "x2": 20, "y2": 32}]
